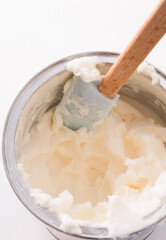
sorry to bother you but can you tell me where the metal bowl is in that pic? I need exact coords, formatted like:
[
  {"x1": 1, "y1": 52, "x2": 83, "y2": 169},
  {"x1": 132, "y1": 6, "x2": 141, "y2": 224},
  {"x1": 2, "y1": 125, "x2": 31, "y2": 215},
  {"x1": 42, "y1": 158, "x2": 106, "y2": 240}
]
[{"x1": 2, "y1": 52, "x2": 166, "y2": 240}]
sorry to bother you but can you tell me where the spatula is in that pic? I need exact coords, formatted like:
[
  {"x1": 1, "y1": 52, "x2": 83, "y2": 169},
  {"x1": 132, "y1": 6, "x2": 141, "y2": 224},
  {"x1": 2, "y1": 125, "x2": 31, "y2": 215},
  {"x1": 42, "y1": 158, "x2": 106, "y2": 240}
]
[{"x1": 59, "y1": 0, "x2": 166, "y2": 131}]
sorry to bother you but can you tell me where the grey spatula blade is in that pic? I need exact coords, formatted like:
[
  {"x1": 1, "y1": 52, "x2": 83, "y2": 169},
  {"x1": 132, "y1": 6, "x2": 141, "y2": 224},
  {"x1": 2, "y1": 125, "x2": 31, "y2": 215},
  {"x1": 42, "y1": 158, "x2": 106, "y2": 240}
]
[{"x1": 58, "y1": 77, "x2": 119, "y2": 131}]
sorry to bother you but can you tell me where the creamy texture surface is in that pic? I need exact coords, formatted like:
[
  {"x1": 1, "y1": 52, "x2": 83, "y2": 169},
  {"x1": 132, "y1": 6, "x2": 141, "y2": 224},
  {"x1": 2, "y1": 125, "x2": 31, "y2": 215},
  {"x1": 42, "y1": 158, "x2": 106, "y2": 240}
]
[
  {"x1": 17, "y1": 57, "x2": 166, "y2": 238},
  {"x1": 66, "y1": 56, "x2": 103, "y2": 82},
  {"x1": 137, "y1": 62, "x2": 160, "y2": 85}
]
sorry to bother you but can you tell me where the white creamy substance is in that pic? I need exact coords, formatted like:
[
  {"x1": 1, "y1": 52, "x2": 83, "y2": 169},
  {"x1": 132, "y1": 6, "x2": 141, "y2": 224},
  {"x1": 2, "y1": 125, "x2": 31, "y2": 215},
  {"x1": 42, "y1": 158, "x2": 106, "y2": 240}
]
[
  {"x1": 66, "y1": 56, "x2": 103, "y2": 82},
  {"x1": 18, "y1": 57, "x2": 166, "y2": 238},
  {"x1": 137, "y1": 62, "x2": 160, "y2": 85}
]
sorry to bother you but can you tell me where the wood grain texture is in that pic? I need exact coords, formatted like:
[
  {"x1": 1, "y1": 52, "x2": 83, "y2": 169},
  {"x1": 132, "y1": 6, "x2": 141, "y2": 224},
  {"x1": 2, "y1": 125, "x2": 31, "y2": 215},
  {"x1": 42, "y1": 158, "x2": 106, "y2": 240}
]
[{"x1": 98, "y1": 0, "x2": 166, "y2": 98}]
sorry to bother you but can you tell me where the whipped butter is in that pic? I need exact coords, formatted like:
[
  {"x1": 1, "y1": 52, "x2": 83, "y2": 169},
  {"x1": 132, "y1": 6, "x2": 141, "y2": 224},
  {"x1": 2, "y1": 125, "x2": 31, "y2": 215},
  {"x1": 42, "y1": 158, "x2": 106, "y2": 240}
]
[
  {"x1": 17, "y1": 57, "x2": 166, "y2": 238},
  {"x1": 66, "y1": 56, "x2": 103, "y2": 82}
]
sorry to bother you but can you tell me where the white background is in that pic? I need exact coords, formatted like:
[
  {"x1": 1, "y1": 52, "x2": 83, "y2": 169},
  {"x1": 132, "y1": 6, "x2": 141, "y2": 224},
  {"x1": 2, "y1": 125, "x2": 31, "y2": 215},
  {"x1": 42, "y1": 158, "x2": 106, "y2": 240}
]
[{"x1": 0, "y1": 0, "x2": 166, "y2": 239}]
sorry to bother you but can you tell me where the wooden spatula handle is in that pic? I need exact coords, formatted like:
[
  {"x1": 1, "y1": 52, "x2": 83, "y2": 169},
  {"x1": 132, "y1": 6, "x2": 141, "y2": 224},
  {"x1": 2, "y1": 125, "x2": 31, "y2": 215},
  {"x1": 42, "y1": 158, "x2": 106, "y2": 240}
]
[{"x1": 98, "y1": 0, "x2": 166, "y2": 98}]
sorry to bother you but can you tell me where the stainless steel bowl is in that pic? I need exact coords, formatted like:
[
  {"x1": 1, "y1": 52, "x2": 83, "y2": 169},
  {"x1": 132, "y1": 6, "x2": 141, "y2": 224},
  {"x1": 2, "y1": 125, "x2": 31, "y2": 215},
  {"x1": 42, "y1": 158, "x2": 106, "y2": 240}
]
[{"x1": 2, "y1": 52, "x2": 166, "y2": 240}]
